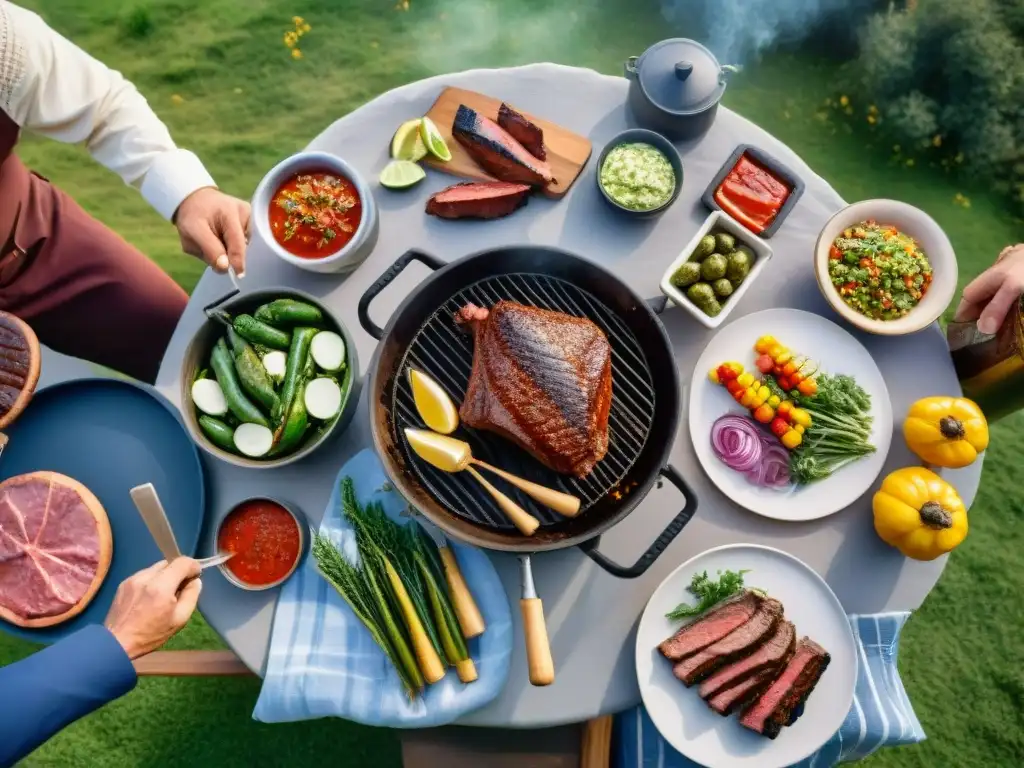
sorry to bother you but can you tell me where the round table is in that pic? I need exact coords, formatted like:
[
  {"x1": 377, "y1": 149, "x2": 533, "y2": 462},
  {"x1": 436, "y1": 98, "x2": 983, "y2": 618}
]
[{"x1": 155, "y1": 64, "x2": 983, "y2": 728}]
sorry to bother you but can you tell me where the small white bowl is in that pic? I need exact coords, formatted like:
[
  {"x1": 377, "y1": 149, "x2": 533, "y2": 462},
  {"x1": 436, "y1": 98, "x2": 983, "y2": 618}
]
[
  {"x1": 814, "y1": 199, "x2": 957, "y2": 335},
  {"x1": 251, "y1": 151, "x2": 379, "y2": 274},
  {"x1": 660, "y1": 211, "x2": 773, "y2": 329}
]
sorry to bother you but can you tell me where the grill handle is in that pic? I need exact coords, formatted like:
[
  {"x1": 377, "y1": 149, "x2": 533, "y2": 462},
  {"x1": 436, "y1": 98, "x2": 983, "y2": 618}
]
[
  {"x1": 357, "y1": 249, "x2": 445, "y2": 340},
  {"x1": 578, "y1": 464, "x2": 697, "y2": 579}
]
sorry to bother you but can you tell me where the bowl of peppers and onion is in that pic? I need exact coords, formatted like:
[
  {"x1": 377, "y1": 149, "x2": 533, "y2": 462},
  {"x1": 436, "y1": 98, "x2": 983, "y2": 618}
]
[{"x1": 181, "y1": 289, "x2": 360, "y2": 468}]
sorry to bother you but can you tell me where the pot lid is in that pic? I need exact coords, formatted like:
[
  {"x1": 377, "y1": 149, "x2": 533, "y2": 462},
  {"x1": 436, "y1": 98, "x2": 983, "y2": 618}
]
[{"x1": 636, "y1": 38, "x2": 725, "y2": 114}]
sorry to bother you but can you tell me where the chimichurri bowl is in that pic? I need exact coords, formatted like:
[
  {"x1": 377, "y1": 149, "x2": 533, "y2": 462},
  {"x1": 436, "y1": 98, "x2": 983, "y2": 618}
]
[
  {"x1": 814, "y1": 200, "x2": 957, "y2": 336},
  {"x1": 596, "y1": 129, "x2": 683, "y2": 218}
]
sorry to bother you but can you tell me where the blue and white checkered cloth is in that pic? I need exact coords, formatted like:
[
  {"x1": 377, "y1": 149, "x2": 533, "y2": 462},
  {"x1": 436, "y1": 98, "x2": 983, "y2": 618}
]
[
  {"x1": 614, "y1": 612, "x2": 926, "y2": 767},
  {"x1": 253, "y1": 449, "x2": 513, "y2": 727}
]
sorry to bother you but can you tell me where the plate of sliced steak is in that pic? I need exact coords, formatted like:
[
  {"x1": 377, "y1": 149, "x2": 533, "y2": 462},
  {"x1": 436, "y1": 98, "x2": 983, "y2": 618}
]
[{"x1": 636, "y1": 543, "x2": 856, "y2": 768}]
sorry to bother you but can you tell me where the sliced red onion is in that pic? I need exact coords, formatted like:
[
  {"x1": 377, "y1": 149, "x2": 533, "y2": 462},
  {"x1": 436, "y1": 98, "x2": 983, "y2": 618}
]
[{"x1": 712, "y1": 414, "x2": 791, "y2": 489}]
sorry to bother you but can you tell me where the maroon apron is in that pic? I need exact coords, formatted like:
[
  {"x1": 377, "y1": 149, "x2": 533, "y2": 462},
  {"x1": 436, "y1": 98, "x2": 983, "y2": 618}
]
[{"x1": 0, "y1": 110, "x2": 187, "y2": 384}]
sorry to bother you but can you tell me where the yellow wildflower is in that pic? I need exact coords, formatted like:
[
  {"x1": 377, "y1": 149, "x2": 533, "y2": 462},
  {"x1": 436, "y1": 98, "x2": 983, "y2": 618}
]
[
  {"x1": 932, "y1": 135, "x2": 942, "y2": 147},
  {"x1": 291, "y1": 48, "x2": 303, "y2": 59},
  {"x1": 868, "y1": 104, "x2": 878, "y2": 114},
  {"x1": 839, "y1": 95, "x2": 849, "y2": 107},
  {"x1": 292, "y1": 16, "x2": 304, "y2": 25},
  {"x1": 867, "y1": 114, "x2": 877, "y2": 125},
  {"x1": 302, "y1": 23, "x2": 311, "y2": 33},
  {"x1": 284, "y1": 31, "x2": 298, "y2": 47},
  {"x1": 170, "y1": 94, "x2": 185, "y2": 105}
]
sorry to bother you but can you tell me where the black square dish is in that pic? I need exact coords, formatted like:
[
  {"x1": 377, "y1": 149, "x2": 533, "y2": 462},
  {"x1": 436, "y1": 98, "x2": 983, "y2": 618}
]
[{"x1": 701, "y1": 144, "x2": 805, "y2": 238}]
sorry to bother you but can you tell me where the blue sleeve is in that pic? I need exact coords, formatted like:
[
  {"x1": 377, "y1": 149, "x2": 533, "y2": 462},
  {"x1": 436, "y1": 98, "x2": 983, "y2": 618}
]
[{"x1": 0, "y1": 625, "x2": 137, "y2": 767}]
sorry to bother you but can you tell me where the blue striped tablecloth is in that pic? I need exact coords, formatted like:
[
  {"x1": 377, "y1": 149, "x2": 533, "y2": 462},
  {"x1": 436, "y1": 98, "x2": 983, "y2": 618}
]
[
  {"x1": 252, "y1": 449, "x2": 513, "y2": 728},
  {"x1": 615, "y1": 612, "x2": 925, "y2": 767}
]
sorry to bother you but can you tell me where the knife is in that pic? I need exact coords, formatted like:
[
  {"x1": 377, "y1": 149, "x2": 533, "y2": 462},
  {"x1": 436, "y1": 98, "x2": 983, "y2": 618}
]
[{"x1": 415, "y1": 515, "x2": 486, "y2": 639}]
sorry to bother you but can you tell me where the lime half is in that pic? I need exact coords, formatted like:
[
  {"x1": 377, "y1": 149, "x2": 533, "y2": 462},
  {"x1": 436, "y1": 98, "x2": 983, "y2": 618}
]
[
  {"x1": 420, "y1": 117, "x2": 452, "y2": 162},
  {"x1": 391, "y1": 118, "x2": 428, "y2": 162},
  {"x1": 379, "y1": 160, "x2": 426, "y2": 190}
]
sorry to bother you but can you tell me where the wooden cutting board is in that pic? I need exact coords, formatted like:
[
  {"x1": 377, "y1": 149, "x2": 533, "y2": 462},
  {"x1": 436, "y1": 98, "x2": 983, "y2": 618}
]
[{"x1": 422, "y1": 87, "x2": 593, "y2": 199}]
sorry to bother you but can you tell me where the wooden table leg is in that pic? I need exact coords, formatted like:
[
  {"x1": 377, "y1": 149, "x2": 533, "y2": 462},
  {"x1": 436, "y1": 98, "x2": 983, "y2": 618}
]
[{"x1": 580, "y1": 716, "x2": 614, "y2": 768}]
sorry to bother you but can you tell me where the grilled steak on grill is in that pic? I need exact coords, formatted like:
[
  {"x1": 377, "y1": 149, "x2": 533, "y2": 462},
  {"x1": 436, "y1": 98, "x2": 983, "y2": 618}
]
[
  {"x1": 497, "y1": 103, "x2": 546, "y2": 160},
  {"x1": 658, "y1": 591, "x2": 762, "y2": 662},
  {"x1": 426, "y1": 182, "x2": 531, "y2": 220},
  {"x1": 455, "y1": 301, "x2": 612, "y2": 477},
  {"x1": 706, "y1": 668, "x2": 777, "y2": 716},
  {"x1": 740, "y1": 637, "x2": 831, "y2": 739},
  {"x1": 673, "y1": 598, "x2": 784, "y2": 686},
  {"x1": 452, "y1": 105, "x2": 555, "y2": 187},
  {"x1": 699, "y1": 619, "x2": 796, "y2": 699}
]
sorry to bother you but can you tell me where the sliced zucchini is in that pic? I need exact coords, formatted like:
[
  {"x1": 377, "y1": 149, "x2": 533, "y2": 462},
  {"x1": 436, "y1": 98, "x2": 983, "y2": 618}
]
[
  {"x1": 310, "y1": 331, "x2": 345, "y2": 372},
  {"x1": 191, "y1": 378, "x2": 229, "y2": 416},
  {"x1": 304, "y1": 377, "x2": 342, "y2": 420},
  {"x1": 233, "y1": 423, "x2": 274, "y2": 458},
  {"x1": 262, "y1": 350, "x2": 287, "y2": 383}
]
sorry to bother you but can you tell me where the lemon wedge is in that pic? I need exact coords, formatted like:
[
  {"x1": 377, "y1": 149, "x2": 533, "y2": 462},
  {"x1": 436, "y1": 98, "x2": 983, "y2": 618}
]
[{"x1": 409, "y1": 369, "x2": 459, "y2": 434}]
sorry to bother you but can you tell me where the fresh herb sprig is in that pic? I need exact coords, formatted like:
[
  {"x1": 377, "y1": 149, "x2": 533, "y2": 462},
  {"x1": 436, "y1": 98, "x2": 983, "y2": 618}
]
[
  {"x1": 790, "y1": 373, "x2": 876, "y2": 485},
  {"x1": 666, "y1": 569, "x2": 752, "y2": 620}
]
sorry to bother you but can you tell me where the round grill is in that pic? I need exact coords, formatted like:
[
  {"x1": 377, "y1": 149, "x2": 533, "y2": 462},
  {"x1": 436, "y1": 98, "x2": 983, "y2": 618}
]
[{"x1": 390, "y1": 272, "x2": 656, "y2": 531}]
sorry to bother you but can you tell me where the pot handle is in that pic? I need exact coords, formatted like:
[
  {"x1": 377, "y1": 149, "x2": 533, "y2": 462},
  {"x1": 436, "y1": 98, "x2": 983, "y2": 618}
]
[
  {"x1": 624, "y1": 56, "x2": 639, "y2": 79},
  {"x1": 577, "y1": 464, "x2": 698, "y2": 579},
  {"x1": 201, "y1": 287, "x2": 241, "y2": 319},
  {"x1": 357, "y1": 249, "x2": 445, "y2": 340}
]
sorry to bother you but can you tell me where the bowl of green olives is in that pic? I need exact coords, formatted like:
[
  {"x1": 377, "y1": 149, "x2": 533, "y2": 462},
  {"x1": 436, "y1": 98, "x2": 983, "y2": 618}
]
[{"x1": 659, "y1": 211, "x2": 773, "y2": 329}]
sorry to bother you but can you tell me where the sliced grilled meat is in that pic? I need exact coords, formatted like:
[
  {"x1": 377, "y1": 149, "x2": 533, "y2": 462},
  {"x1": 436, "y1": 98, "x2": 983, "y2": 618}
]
[
  {"x1": 0, "y1": 311, "x2": 40, "y2": 428},
  {"x1": 497, "y1": 102, "x2": 546, "y2": 160},
  {"x1": 426, "y1": 182, "x2": 531, "y2": 220},
  {"x1": 740, "y1": 637, "x2": 831, "y2": 739},
  {"x1": 673, "y1": 598, "x2": 784, "y2": 686},
  {"x1": 699, "y1": 620, "x2": 796, "y2": 699},
  {"x1": 453, "y1": 105, "x2": 555, "y2": 187},
  {"x1": 706, "y1": 668, "x2": 777, "y2": 716},
  {"x1": 455, "y1": 301, "x2": 611, "y2": 477},
  {"x1": 658, "y1": 591, "x2": 762, "y2": 662}
]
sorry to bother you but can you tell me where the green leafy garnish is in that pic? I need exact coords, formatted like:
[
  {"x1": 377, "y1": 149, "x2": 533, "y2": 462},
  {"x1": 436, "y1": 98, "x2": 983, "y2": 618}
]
[
  {"x1": 790, "y1": 373, "x2": 876, "y2": 485},
  {"x1": 666, "y1": 569, "x2": 752, "y2": 621}
]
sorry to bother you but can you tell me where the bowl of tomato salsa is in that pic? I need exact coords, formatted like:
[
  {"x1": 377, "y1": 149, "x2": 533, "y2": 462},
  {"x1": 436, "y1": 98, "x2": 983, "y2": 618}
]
[
  {"x1": 216, "y1": 498, "x2": 308, "y2": 590},
  {"x1": 252, "y1": 151, "x2": 379, "y2": 274}
]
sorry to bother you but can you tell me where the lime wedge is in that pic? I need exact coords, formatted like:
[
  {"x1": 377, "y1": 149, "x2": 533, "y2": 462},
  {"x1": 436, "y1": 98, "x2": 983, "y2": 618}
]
[
  {"x1": 420, "y1": 117, "x2": 452, "y2": 162},
  {"x1": 391, "y1": 118, "x2": 428, "y2": 162},
  {"x1": 379, "y1": 160, "x2": 426, "y2": 190}
]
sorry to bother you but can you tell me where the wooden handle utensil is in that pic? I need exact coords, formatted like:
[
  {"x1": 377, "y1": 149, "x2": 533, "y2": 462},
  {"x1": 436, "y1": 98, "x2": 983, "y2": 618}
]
[
  {"x1": 439, "y1": 546, "x2": 486, "y2": 639},
  {"x1": 519, "y1": 555, "x2": 554, "y2": 687},
  {"x1": 466, "y1": 466, "x2": 540, "y2": 535},
  {"x1": 130, "y1": 483, "x2": 183, "y2": 561},
  {"x1": 473, "y1": 460, "x2": 580, "y2": 517}
]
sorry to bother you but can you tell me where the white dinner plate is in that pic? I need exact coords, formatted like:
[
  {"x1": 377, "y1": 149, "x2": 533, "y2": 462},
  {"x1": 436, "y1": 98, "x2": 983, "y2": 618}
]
[
  {"x1": 688, "y1": 308, "x2": 893, "y2": 521},
  {"x1": 635, "y1": 544, "x2": 858, "y2": 768}
]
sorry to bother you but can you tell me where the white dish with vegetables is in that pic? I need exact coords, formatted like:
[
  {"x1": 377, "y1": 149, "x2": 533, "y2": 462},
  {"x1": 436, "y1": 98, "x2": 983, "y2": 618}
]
[
  {"x1": 661, "y1": 211, "x2": 773, "y2": 329},
  {"x1": 181, "y1": 290, "x2": 359, "y2": 468},
  {"x1": 636, "y1": 544, "x2": 856, "y2": 768},
  {"x1": 688, "y1": 308, "x2": 892, "y2": 521}
]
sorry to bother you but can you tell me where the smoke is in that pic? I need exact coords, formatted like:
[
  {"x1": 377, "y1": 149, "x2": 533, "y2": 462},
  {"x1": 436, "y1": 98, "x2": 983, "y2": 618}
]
[{"x1": 660, "y1": 0, "x2": 869, "y2": 64}]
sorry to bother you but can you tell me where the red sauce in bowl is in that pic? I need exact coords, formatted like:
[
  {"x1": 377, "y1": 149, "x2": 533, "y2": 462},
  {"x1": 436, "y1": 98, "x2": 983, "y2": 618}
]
[
  {"x1": 269, "y1": 170, "x2": 362, "y2": 259},
  {"x1": 217, "y1": 499, "x2": 301, "y2": 587},
  {"x1": 713, "y1": 153, "x2": 791, "y2": 234}
]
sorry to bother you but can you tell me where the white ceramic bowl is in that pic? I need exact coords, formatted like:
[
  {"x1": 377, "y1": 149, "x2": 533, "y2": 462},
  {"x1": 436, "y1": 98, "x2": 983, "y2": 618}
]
[
  {"x1": 251, "y1": 151, "x2": 379, "y2": 274},
  {"x1": 660, "y1": 211, "x2": 773, "y2": 329},
  {"x1": 814, "y1": 199, "x2": 957, "y2": 335}
]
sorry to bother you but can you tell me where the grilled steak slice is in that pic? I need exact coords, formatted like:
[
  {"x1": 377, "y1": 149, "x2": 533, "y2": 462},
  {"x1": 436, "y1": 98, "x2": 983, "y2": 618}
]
[
  {"x1": 658, "y1": 591, "x2": 762, "y2": 662},
  {"x1": 740, "y1": 637, "x2": 831, "y2": 739},
  {"x1": 699, "y1": 619, "x2": 796, "y2": 699},
  {"x1": 453, "y1": 105, "x2": 555, "y2": 186},
  {"x1": 0, "y1": 312, "x2": 40, "y2": 426},
  {"x1": 455, "y1": 301, "x2": 611, "y2": 477},
  {"x1": 426, "y1": 182, "x2": 531, "y2": 220},
  {"x1": 707, "y1": 668, "x2": 777, "y2": 716},
  {"x1": 497, "y1": 103, "x2": 546, "y2": 160},
  {"x1": 673, "y1": 598, "x2": 784, "y2": 685}
]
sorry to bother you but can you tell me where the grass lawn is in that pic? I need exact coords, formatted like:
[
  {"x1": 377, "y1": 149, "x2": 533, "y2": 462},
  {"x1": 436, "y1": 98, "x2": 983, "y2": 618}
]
[{"x1": 3, "y1": 1, "x2": 1023, "y2": 766}]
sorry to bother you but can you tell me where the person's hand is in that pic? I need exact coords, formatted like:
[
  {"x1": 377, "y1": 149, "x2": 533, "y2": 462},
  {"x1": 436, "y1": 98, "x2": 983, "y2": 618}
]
[
  {"x1": 174, "y1": 187, "x2": 251, "y2": 276},
  {"x1": 955, "y1": 244, "x2": 1024, "y2": 334},
  {"x1": 104, "y1": 558, "x2": 202, "y2": 660}
]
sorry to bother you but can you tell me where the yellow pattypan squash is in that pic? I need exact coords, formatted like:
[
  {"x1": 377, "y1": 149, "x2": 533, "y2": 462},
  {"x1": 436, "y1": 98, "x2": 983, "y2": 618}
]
[
  {"x1": 903, "y1": 396, "x2": 989, "y2": 468},
  {"x1": 873, "y1": 467, "x2": 968, "y2": 561}
]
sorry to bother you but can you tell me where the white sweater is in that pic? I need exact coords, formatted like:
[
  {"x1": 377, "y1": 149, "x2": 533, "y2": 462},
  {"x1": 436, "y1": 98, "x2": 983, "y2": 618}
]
[{"x1": 0, "y1": 1, "x2": 216, "y2": 220}]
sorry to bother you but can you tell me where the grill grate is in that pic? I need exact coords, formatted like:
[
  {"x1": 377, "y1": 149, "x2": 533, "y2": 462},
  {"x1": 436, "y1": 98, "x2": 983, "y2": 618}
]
[{"x1": 391, "y1": 273, "x2": 656, "y2": 531}]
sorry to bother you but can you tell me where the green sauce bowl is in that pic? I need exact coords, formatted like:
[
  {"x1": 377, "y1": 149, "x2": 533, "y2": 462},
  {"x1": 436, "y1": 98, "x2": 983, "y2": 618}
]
[{"x1": 596, "y1": 128, "x2": 684, "y2": 218}]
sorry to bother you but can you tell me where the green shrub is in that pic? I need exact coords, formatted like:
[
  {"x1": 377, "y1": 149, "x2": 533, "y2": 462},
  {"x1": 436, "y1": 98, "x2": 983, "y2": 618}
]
[{"x1": 853, "y1": 0, "x2": 1024, "y2": 210}]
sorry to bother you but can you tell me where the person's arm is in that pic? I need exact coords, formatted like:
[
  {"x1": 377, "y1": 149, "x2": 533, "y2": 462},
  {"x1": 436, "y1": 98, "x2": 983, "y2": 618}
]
[
  {"x1": 0, "y1": 558, "x2": 201, "y2": 767},
  {"x1": 0, "y1": 1, "x2": 249, "y2": 273},
  {"x1": 955, "y1": 244, "x2": 1024, "y2": 333},
  {"x1": 0, "y1": 625, "x2": 137, "y2": 767}
]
